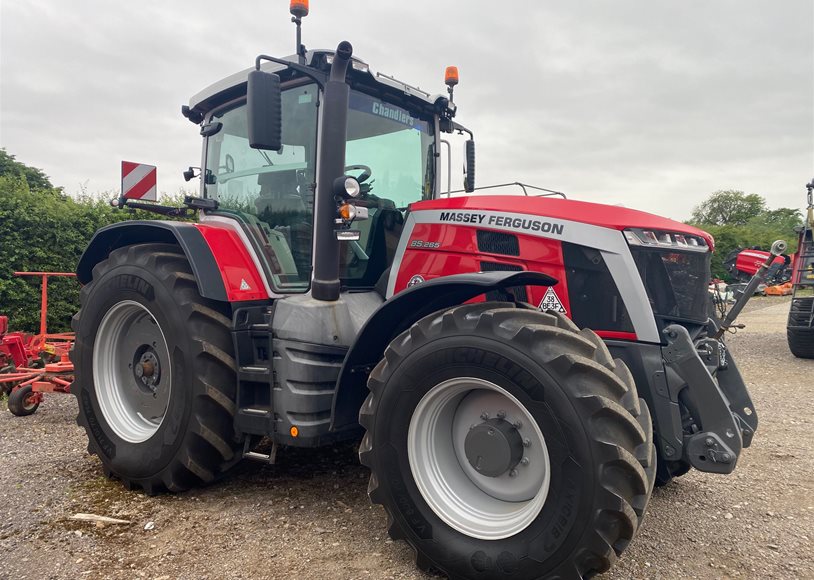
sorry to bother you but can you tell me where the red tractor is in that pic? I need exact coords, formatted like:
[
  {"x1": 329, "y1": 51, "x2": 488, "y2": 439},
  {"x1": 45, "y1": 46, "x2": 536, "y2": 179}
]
[
  {"x1": 72, "y1": 5, "x2": 764, "y2": 578},
  {"x1": 723, "y1": 246, "x2": 793, "y2": 285}
]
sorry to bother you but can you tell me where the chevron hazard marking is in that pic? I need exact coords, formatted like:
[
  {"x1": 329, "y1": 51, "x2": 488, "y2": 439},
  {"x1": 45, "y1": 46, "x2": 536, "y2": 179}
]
[
  {"x1": 121, "y1": 161, "x2": 157, "y2": 201},
  {"x1": 538, "y1": 286, "x2": 566, "y2": 314}
]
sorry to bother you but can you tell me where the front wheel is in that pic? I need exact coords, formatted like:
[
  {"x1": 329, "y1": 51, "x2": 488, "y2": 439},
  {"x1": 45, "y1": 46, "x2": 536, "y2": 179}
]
[
  {"x1": 359, "y1": 303, "x2": 655, "y2": 579},
  {"x1": 72, "y1": 243, "x2": 243, "y2": 494}
]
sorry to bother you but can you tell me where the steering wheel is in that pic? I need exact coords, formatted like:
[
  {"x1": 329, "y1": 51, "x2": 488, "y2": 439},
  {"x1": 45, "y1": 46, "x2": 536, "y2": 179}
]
[{"x1": 345, "y1": 164, "x2": 372, "y2": 184}]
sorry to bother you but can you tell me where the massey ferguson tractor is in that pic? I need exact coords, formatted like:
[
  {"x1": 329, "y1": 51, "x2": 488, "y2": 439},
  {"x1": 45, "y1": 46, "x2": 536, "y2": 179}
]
[
  {"x1": 71, "y1": 4, "x2": 769, "y2": 578},
  {"x1": 723, "y1": 246, "x2": 792, "y2": 286}
]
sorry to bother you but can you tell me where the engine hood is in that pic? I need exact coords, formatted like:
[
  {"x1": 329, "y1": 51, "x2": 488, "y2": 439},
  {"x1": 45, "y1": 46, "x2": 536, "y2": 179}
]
[{"x1": 413, "y1": 195, "x2": 714, "y2": 249}]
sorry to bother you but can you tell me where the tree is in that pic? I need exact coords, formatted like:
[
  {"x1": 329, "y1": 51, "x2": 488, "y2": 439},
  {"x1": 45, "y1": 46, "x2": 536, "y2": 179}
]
[
  {"x1": 688, "y1": 191, "x2": 803, "y2": 280},
  {"x1": 749, "y1": 207, "x2": 802, "y2": 232},
  {"x1": 0, "y1": 148, "x2": 54, "y2": 191},
  {"x1": 690, "y1": 190, "x2": 766, "y2": 226}
]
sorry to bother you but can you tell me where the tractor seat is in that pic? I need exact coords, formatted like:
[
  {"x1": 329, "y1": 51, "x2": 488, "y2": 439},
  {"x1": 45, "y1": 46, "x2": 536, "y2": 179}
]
[{"x1": 255, "y1": 170, "x2": 306, "y2": 215}]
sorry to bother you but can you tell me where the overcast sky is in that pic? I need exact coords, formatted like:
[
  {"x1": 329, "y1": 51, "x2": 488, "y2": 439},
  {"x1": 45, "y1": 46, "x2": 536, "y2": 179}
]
[{"x1": 1, "y1": 0, "x2": 812, "y2": 219}]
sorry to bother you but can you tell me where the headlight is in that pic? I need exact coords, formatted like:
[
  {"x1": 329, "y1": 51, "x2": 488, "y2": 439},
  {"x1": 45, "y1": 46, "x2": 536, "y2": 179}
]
[
  {"x1": 333, "y1": 175, "x2": 361, "y2": 198},
  {"x1": 624, "y1": 228, "x2": 709, "y2": 251}
]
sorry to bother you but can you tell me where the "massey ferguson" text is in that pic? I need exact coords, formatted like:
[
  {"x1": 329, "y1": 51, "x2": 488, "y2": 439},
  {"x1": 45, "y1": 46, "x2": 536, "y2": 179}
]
[{"x1": 438, "y1": 212, "x2": 565, "y2": 235}]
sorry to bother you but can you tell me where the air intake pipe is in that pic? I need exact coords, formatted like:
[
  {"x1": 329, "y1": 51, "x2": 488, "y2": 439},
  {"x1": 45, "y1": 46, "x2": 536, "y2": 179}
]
[{"x1": 312, "y1": 41, "x2": 353, "y2": 301}]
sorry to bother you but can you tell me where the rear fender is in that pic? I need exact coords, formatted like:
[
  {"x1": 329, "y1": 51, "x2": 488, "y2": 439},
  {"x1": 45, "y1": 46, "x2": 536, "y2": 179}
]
[
  {"x1": 77, "y1": 221, "x2": 266, "y2": 302},
  {"x1": 330, "y1": 270, "x2": 557, "y2": 431}
]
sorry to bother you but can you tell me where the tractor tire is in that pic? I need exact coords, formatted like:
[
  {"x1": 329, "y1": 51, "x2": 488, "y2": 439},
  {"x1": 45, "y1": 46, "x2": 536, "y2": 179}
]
[
  {"x1": 654, "y1": 456, "x2": 691, "y2": 487},
  {"x1": 71, "y1": 243, "x2": 243, "y2": 494},
  {"x1": 787, "y1": 298, "x2": 814, "y2": 359},
  {"x1": 8, "y1": 384, "x2": 39, "y2": 416},
  {"x1": 359, "y1": 302, "x2": 655, "y2": 580}
]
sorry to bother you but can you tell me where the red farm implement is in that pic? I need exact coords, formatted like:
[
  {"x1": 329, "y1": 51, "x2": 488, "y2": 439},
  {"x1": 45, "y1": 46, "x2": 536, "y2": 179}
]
[{"x1": 0, "y1": 272, "x2": 76, "y2": 416}]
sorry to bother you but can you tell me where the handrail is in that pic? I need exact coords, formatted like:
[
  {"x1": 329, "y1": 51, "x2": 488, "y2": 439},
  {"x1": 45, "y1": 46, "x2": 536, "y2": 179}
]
[{"x1": 442, "y1": 182, "x2": 567, "y2": 199}]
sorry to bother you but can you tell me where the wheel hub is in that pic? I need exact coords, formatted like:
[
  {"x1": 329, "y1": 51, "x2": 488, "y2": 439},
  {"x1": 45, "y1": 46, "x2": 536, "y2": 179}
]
[
  {"x1": 134, "y1": 349, "x2": 161, "y2": 392},
  {"x1": 93, "y1": 300, "x2": 172, "y2": 443},
  {"x1": 465, "y1": 418, "x2": 524, "y2": 477},
  {"x1": 408, "y1": 378, "x2": 551, "y2": 540}
]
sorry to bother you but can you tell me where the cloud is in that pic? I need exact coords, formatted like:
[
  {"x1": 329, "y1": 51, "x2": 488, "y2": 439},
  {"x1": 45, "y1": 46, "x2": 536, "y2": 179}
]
[{"x1": 1, "y1": 0, "x2": 811, "y2": 218}]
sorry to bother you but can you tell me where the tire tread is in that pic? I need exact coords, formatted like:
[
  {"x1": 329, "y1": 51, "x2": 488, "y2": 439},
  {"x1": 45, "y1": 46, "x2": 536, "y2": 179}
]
[
  {"x1": 358, "y1": 302, "x2": 656, "y2": 579},
  {"x1": 72, "y1": 243, "x2": 242, "y2": 494}
]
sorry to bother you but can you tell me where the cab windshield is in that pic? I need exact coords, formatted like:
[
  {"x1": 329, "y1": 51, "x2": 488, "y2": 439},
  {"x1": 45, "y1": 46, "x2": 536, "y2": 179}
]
[
  {"x1": 342, "y1": 91, "x2": 435, "y2": 287},
  {"x1": 204, "y1": 83, "x2": 435, "y2": 292}
]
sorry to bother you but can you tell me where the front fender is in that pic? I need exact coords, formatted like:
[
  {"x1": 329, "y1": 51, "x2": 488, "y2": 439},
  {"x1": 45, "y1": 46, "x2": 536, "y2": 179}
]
[
  {"x1": 76, "y1": 221, "x2": 229, "y2": 301},
  {"x1": 330, "y1": 270, "x2": 558, "y2": 430}
]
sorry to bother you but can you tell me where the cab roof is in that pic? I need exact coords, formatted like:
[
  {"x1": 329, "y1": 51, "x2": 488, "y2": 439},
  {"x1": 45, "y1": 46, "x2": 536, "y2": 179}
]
[{"x1": 188, "y1": 49, "x2": 445, "y2": 118}]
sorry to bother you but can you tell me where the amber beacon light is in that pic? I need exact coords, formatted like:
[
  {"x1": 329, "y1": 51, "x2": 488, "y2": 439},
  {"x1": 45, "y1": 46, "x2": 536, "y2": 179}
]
[
  {"x1": 290, "y1": 0, "x2": 309, "y2": 17},
  {"x1": 445, "y1": 66, "x2": 459, "y2": 87}
]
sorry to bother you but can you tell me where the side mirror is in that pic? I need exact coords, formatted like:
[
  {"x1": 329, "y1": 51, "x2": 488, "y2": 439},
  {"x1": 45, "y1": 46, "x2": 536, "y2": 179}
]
[
  {"x1": 247, "y1": 70, "x2": 282, "y2": 150},
  {"x1": 464, "y1": 139, "x2": 475, "y2": 193}
]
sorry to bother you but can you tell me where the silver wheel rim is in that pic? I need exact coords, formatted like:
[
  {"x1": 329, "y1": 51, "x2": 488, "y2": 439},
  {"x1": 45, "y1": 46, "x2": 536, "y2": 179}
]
[
  {"x1": 408, "y1": 377, "x2": 550, "y2": 540},
  {"x1": 93, "y1": 300, "x2": 172, "y2": 443}
]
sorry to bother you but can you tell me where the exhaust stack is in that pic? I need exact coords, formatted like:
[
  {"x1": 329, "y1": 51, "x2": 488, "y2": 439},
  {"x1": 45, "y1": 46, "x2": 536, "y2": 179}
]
[{"x1": 311, "y1": 41, "x2": 353, "y2": 301}]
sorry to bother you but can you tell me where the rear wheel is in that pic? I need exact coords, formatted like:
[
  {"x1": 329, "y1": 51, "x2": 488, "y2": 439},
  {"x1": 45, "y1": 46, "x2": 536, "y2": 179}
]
[
  {"x1": 359, "y1": 302, "x2": 655, "y2": 579},
  {"x1": 8, "y1": 384, "x2": 39, "y2": 416},
  {"x1": 72, "y1": 243, "x2": 243, "y2": 493},
  {"x1": 787, "y1": 297, "x2": 814, "y2": 359}
]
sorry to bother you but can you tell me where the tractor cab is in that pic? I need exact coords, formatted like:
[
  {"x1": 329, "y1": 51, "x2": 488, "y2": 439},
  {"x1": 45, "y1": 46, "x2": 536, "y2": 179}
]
[{"x1": 184, "y1": 48, "x2": 459, "y2": 297}]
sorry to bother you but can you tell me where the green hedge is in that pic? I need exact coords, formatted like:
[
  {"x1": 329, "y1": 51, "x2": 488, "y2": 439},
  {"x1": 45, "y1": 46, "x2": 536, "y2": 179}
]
[
  {"x1": 0, "y1": 151, "x2": 186, "y2": 333},
  {"x1": 0, "y1": 175, "x2": 126, "y2": 332}
]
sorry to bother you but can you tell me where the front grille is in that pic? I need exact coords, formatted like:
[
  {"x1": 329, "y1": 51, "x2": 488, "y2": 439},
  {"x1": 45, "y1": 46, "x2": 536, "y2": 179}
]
[{"x1": 630, "y1": 247, "x2": 711, "y2": 323}]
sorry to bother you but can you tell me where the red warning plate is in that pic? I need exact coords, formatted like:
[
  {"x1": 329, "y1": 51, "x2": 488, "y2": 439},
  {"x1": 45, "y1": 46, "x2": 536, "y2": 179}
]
[{"x1": 121, "y1": 161, "x2": 157, "y2": 201}]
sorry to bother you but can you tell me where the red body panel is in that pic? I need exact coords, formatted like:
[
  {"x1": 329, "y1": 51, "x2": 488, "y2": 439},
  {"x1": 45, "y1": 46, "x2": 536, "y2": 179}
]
[
  {"x1": 415, "y1": 195, "x2": 715, "y2": 249},
  {"x1": 393, "y1": 205, "x2": 648, "y2": 341},
  {"x1": 195, "y1": 224, "x2": 268, "y2": 301},
  {"x1": 1, "y1": 333, "x2": 29, "y2": 368},
  {"x1": 389, "y1": 195, "x2": 681, "y2": 341},
  {"x1": 394, "y1": 221, "x2": 572, "y2": 313},
  {"x1": 734, "y1": 249, "x2": 787, "y2": 277}
]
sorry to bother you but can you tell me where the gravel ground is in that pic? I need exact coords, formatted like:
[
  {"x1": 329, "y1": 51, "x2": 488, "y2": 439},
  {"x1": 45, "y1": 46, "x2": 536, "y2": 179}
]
[{"x1": 1, "y1": 296, "x2": 811, "y2": 580}]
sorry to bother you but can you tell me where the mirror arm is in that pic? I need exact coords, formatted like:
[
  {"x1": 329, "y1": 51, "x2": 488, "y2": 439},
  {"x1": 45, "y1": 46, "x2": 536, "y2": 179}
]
[
  {"x1": 254, "y1": 55, "x2": 325, "y2": 88},
  {"x1": 114, "y1": 196, "x2": 218, "y2": 217},
  {"x1": 451, "y1": 121, "x2": 474, "y2": 140},
  {"x1": 117, "y1": 199, "x2": 191, "y2": 217}
]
